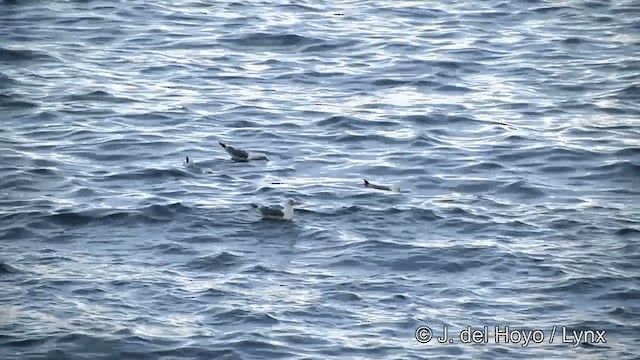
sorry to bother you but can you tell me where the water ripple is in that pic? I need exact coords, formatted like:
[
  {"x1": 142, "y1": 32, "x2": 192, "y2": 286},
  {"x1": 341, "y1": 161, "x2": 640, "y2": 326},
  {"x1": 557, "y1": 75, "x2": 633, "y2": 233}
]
[{"x1": 1, "y1": 0, "x2": 639, "y2": 359}]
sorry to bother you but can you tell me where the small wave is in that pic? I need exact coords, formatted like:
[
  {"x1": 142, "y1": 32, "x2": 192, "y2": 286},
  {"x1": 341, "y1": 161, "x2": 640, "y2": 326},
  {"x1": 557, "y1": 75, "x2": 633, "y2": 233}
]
[
  {"x1": 0, "y1": 210, "x2": 42, "y2": 224},
  {"x1": 140, "y1": 202, "x2": 191, "y2": 221},
  {"x1": 24, "y1": 167, "x2": 58, "y2": 177},
  {"x1": 615, "y1": 84, "x2": 640, "y2": 101},
  {"x1": 540, "y1": 165, "x2": 576, "y2": 174},
  {"x1": 275, "y1": 3, "x2": 322, "y2": 12},
  {"x1": 403, "y1": 113, "x2": 481, "y2": 127},
  {"x1": 590, "y1": 161, "x2": 640, "y2": 178},
  {"x1": 240, "y1": 264, "x2": 288, "y2": 275},
  {"x1": 67, "y1": 150, "x2": 130, "y2": 163},
  {"x1": 615, "y1": 227, "x2": 640, "y2": 236},
  {"x1": 2, "y1": 336, "x2": 50, "y2": 348},
  {"x1": 187, "y1": 251, "x2": 243, "y2": 271},
  {"x1": 150, "y1": 243, "x2": 197, "y2": 255},
  {"x1": 0, "y1": 93, "x2": 39, "y2": 108},
  {"x1": 594, "y1": 288, "x2": 640, "y2": 301},
  {"x1": 222, "y1": 339, "x2": 294, "y2": 356},
  {"x1": 0, "y1": 226, "x2": 38, "y2": 241},
  {"x1": 139, "y1": 64, "x2": 191, "y2": 75},
  {"x1": 614, "y1": 147, "x2": 640, "y2": 157},
  {"x1": 443, "y1": 259, "x2": 487, "y2": 273},
  {"x1": 427, "y1": 59, "x2": 468, "y2": 70},
  {"x1": 435, "y1": 84, "x2": 473, "y2": 93},
  {"x1": 48, "y1": 209, "x2": 132, "y2": 227},
  {"x1": 535, "y1": 146, "x2": 600, "y2": 162},
  {"x1": 71, "y1": 287, "x2": 106, "y2": 296},
  {"x1": 585, "y1": 0, "x2": 610, "y2": 8},
  {"x1": 452, "y1": 179, "x2": 503, "y2": 193},
  {"x1": 0, "y1": 72, "x2": 17, "y2": 88},
  {"x1": 315, "y1": 115, "x2": 396, "y2": 130},
  {"x1": 408, "y1": 208, "x2": 442, "y2": 222},
  {"x1": 454, "y1": 161, "x2": 505, "y2": 173},
  {"x1": 121, "y1": 111, "x2": 180, "y2": 123},
  {"x1": 334, "y1": 133, "x2": 408, "y2": 145},
  {"x1": 0, "y1": 46, "x2": 56, "y2": 63},
  {"x1": 210, "y1": 308, "x2": 279, "y2": 325},
  {"x1": 0, "y1": 262, "x2": 22, "y2": 275},
  {"x1": 228, "y1": 119, "x2": 261, "y2": 128},
  {"x1": 495, "y1": 180, "x2": 547, "y2": 199},
  {"x1": 54, "y1": 16, "x2": 106, "y2": 25},
  {"x1": 530, "y1": 5, "x2": 579, "y2": 14},
  {"x1": 387, "y1": 251, "x2": 486, "y2": 273},
  {"x1": 301, "y1": 39, "x2": 359, "y2": 53},
  {"x1": 325, "y1": 257, "x2": 363, "y2": 268},
  {"x1": 608, "y1": 306, "x2": 640, "y2": 318},
  {"x1": 544, "y1": 276, "x2": 619, "y2": 295},
  {"x1": 349, "y1": 239, "x2": 421, "y2": 254},
  {"x1": 87, "y1": 35, "x2": 116, "y2": 44},
  {"x1": 372, "y1": 78, "x2": 415, "y2": 87},
  {"x1": 219, "y1": 32, "x2": 321, "y2": 49},
  {"x1": 379, "y1": 5, "x2": 449, "y2": 18},
  {"x1": 562, "y1": 36, "x2": 585, "y2": 45},
  {"x1": 324, "y1": 291, "x2": 362, "y2": 302},
  {"x1": 548, "y1": 218, "x2": 585, "y2": 230},
  {"x1": 195, "y1": 287, "x2": 235, "y2": 300},
  {"x1": 108, "y1": 279, "x2": 131, "y2": 287},
  {"x1": 99, "y1": 168, "x2": 192, "y2": 182},
  {"x1": 46, "y1": 203, "x2": 185, "y2": 228},
  {"x1": 69, "y1": 187, "x2": 97, "y2": 198},
  {"x1": 63, "y1": 90, "x2": 137, "y2": 104},
  {"x1": 153, "y1": 347, "x2": 238, "y2": 359}
]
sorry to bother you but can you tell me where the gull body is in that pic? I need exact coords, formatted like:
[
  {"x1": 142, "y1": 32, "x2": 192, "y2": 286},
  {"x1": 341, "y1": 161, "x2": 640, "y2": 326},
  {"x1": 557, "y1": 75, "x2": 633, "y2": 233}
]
[
  {"x1": 251, "y1": 199, "x2": 298, "y2": 221},
  {"x1": 363, "y1": 179, "x2": 400, "y2": 192},
  {"x1": 219, "y1": 141, "x2": 268, "y2": 161},
  {"x1": 184, "y1": 156, "x2": 195, "y2": 168},
  {"x1": 183, "y1": 156, "x2": 214, "y2": 174}
]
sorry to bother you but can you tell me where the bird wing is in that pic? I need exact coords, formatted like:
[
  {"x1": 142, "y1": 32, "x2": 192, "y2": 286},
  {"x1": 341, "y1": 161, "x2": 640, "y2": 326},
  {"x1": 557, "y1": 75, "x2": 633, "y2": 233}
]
[
  {"x1": 259, "y1": 205, "x2": 285, "y2": 217},
  {"x1": 365, "y1": 180, "x2": 391, "y2": 191},
  {"x1": 227, "y1": 146, "x2": 249, "y2": 159},
  {"x1": 373, "y1": 184, "x2": 391, "y2": 191}
]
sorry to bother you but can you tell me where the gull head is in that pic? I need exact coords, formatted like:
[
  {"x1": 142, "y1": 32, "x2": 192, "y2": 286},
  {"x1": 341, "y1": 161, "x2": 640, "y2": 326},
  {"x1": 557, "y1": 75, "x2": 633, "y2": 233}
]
[{"x1": 248, "y1": 152, "x2": 269, "y2": 161}]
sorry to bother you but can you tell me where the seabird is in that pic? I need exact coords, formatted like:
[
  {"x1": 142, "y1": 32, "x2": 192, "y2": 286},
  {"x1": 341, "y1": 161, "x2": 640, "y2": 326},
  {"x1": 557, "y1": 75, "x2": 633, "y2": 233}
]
[
  {"x1": 219, "y1": 141, "x2": 268, "y2": 161},
  {"x1": 183, "y1": 156, "x2": 214, "y2": 174},
  {"x1": 363, "y1": 179, "x2": 400, "y2": 192},
  {"x1": 184, "y1": 156, "x2": 195, "y2": 168},
  {"x1": 250, "y1": 199, "x2": 298, "y2": 220}
]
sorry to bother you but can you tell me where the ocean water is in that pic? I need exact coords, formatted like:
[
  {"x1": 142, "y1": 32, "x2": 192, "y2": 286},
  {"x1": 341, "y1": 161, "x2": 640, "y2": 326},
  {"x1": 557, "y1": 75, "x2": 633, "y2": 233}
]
[{"x1": 1, "y1": 0, "x2": 639, "y2": 359}]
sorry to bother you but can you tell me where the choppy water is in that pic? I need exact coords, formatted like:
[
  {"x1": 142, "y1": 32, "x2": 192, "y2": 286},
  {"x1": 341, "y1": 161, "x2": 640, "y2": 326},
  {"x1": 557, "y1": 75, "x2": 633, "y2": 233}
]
[{"x1": 1, "y1": 0, "x2": 639, "y2": 359}]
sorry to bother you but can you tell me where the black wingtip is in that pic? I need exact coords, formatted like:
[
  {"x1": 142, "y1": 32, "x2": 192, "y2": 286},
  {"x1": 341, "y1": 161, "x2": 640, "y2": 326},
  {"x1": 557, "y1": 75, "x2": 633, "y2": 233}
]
[
  {"x1": 250, "y1": 203, "x2": 258, "y2": 208},
  {"x1": 219, "y1": 141, "x2": 226, "y2": 148},
  {"x1": 185, "y1": 156, "x2": 189, "y2": 163},
  {"x1": 363, "y1": 179, "x2": 369, "y2": 186}
]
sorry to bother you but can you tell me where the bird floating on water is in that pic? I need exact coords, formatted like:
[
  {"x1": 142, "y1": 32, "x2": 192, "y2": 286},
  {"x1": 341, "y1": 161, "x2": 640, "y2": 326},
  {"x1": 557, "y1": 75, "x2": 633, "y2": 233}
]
[
  {"x1": 363, "y1": 179, "x2": 400, "y2": 192},
  {"x1": 219, "y1": 141, "x2": 268, "y2": 161},
  {"x1": 184, "y1": 156, "x2": 195, "y2": 168},
  {"x1": 250, "y1": 199, "x2": 298, "y2": 221},
  {"x1": 182, "y1": 156, "x2": 214, "y2": 174}
]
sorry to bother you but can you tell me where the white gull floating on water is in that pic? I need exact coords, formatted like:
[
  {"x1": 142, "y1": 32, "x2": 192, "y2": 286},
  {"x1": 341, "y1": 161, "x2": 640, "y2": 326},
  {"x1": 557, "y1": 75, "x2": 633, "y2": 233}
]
[
  {"x1": 219, "y1": 141, "x2": 268, "y2": 161},
  {"x1": 250, "y1": 199, "x2": 299, "y2": 221},
  {"x1": 182, "y1": 156, "x2": 214, "y2": 174},
  {"x1": 363, "y1": 179, "x2": 400, "y2": 192},
  {"x1": 183, "y1": 156, "x2": 195, "y2": 168}
]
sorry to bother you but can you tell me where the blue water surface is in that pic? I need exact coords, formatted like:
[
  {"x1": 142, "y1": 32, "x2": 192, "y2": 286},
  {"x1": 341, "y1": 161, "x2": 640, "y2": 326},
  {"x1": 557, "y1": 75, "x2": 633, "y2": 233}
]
[{"x1": 1, "y1": 0, "x2": 639, "y2": 359}]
